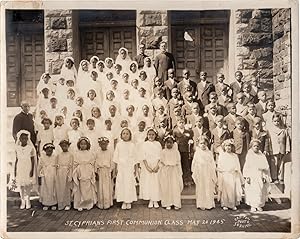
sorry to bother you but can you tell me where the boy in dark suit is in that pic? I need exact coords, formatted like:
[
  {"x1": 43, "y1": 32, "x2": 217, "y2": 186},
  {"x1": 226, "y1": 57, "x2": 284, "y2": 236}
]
[
  {"x1": 230, "y1": 71, "x2": 244, "y2": 101},
  {"x1": 173, "y1": 117, "x2": 194, "y2": 186},
  {"x1": 197, "y1": 71, "x2": 215, "y2": 106},
  {"x1": 164, "y1": 68, "x2": 178, "y2": 100}
]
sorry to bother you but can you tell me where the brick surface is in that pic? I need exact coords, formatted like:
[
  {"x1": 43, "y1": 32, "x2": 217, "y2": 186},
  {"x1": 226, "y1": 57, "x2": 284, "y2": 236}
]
[{"x1": 6, "y1": 199, "x2": 291, "y2": 232}]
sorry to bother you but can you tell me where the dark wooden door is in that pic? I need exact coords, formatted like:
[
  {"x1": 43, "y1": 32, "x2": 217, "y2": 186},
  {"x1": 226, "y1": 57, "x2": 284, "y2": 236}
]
[
  {"x1": 20, "y1": 32, "x2": 45, "y2": 106},
  {"x1": 172, "y1": 24, "x2": 228, "y2": 84},
  {"x1": 200, "y1": 24, "x2": 228, "y2": 84},
  {"x1": 6, "y1": 33, "x2": 21, "y2": 107},
  {"x1": 80, "y1": 26, "x2": 136, "y2": 61},
  {"x1": 6, "y1": 29, "x2": 44, "y2": 107}
]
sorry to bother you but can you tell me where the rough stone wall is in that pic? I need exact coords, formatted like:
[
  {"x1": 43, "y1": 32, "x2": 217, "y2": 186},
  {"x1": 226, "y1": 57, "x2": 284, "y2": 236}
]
[
  {"x1": 136, "y1": 10, "x2": 169, "y2": 59},
  {"x1": 234, "y1": 9, "x2": 273, "y2": 93},
  {"x1": 44, "y1": 10, "x2": 76, "y2": 75},
  {"x1": 272, "y1": 8, "x2": 291, "y2": 128}
]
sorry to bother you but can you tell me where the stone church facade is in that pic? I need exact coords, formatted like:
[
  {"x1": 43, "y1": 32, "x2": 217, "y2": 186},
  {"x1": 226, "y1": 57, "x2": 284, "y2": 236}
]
[{"x1": 6, "y1": 9, "x2": 291, "y2": 126}]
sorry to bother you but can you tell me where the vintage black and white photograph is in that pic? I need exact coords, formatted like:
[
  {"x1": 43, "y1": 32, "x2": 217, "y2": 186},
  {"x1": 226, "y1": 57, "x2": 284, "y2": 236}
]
[{"x1": 1, "y1": 0, "x2": 299, "y2": 238}]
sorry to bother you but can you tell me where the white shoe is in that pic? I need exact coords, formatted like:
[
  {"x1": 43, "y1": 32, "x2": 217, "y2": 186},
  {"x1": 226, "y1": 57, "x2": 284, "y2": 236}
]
[
  {"x1": 166, "y1": 206, "x2": 171, "y2": 210},
  {"x1": 232, "y1": 207, "x2": 237, "y2": 211},
  {"x1": 64, "y1": 206, "x2": 71, "y2": 211},
  {"x1": 77, "y1": 208, "x2": 83, "y2": 212},
  {"x1": 25, "y1": 197, "x2": 31, "y2": 209},
  {"x1": 153, "y1": 201, "x2": 159, "y2": 208},
  {"x1": 43, "y1": 206, "x2": 49, "y2": 211},
  {"x1": 257, "y1": 207, "x2": 263, "y2": 212},
  {"x1": 51, "y1": 206, "x2": 57, "y2": 211},
  {"x1": 174, "y1": 207, "x2": 180, "y2": 210},
  {"x1": 148, "y1": 200, "x2": 153, "y2": 208},
  {"x1": 121, "y1": 203, "x2": 126, "y2": 210},
  {"x1": 20, "y1": 200, "x2": 25, "y2": 209},
  {"x1": 126, "y1": 203, "x2": 131, "y2": 209},
  {"x1": 222, "y1": 207, "x2": 228, "y2": 210},
  {"x1": 251, "y1": 207, "x2": 256, "y2": 212}
]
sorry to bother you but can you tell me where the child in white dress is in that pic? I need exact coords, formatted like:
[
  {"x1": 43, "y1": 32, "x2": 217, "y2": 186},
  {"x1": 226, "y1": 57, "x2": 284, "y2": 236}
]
[
  {"x1": 217, "y1": 139, "x2": 244, "y2": 210},
  {"x1": 55, "y1": 140, "x2": 73, "y2": 210},
  {"x1": 159, "y1": 135, "x2": 183, "y2": 210},
  {"x1": 73, "y1": 137, "x2": 97, "y2": 211},
  {"x1": 53, "y1": 114, "x2": 69, "y2": 151},
  {"x1": 84, "y1": 118, "x2": 98, "y2": 151},
  {"x1": 95, "y1": 137, "x2": 114, "y2": 209},
  {"x1": 68, "y1": 118, "x2": 83, "y2": 152},
  {"x1": 244, "y1": 139, "x2": 271, "y2": 212},
  {"x1": 38, "y1": 143, "x2": 57, "y2": 210},
  {"x1": 139, "y1": 127, "x2": 162, "y2": 208},
  {"x1": 192, "y1": 136, "x2": 217, "y2": 210},
  {"x1": 14, "y1": 130, "x2": 37, "y2": 209},
  {"x1": 37, "y1": 118, "x2": 54, "y2": 156},
  {"x1": 113, "y1": 128, "x2": 138, "y2": 209}
]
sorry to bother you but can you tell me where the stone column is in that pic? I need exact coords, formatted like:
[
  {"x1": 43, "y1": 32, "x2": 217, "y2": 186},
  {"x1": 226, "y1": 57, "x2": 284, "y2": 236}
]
[
  {"x1": 232, "y1": 9, "x2": 273, "y2": 94},
  {"x1": 136, "y1": 10, "x2": 169, "y2": 59},
  {"x1": 272, "y1": 8, "x2": 291, "y2": 128},
  {"x1": 44, "y1": 10, "x2": 80, "y2": 75}
]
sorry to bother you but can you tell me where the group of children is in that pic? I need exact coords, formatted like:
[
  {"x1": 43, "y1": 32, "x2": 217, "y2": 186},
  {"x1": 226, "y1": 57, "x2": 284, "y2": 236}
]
[{"x1": 13, "y1": 47, "x2": 291, "y2": 213}]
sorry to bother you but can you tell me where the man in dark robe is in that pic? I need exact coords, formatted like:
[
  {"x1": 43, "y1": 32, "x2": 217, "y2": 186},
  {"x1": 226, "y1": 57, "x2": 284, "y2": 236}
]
[
  {"x1": 133, "y1": 43, "x2": 148, "y2": 69},
  {"x1": 154, "y1": 41, "x2": 176, "y2": 83},
  {"x1": 12, "y1": 101, "x2": 36, "y2": 145}
]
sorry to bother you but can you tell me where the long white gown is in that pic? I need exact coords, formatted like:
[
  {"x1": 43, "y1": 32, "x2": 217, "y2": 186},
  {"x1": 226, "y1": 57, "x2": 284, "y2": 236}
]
[
  {"x1": 217, "y1": 152, "x2": 244, "y2": 209},
  {"x1": 139, "y1": 140, "x2": 162, "y2": 201},
  {"x1": 55, "y1": 151, "x2": 73, "y2": 210},
  {"x1": 38, "y1": 154, "x2": 57, "y2": 206},
  {"x1": 72, "y1": 150, "x2": 97, "y2": 210},
  {"x1": 243, "y1": 149, "x2": 271, "y2": 208},
  {"x1": 192, "y1": 148, "x2": 217, "y2": 209},
  {"x1": 159, "y1": 146, "x2": 183, "y2": 208},
  {"x1": 113, "y1": 140, "x2": 138, "y2": 203},
  {"x1": 95, "y1": 148, "x2": 114, "y2": 209}
]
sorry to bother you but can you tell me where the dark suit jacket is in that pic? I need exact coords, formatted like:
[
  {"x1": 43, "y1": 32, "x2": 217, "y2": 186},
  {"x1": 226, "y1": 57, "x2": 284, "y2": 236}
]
[
  {"x1": 250, "y1": 129, "x2": 271, "y2": 153},
  {"x1": 255, "y1": 101, "x2": 267, "y2": 118},
  {"x1": 164, "y1": 78, "x2": 178, "y2": 100},
  {"x1": 173, "y1": 127, "x2": 194, "y2": 153},
  {"x1": 133, "y1": 53, "x2": 148, "y2": 69},
  {"x1": 204, "y1": 103, "x2": 228, "y2": 116},
  {"x1": 192, "y1": 127, "x2": 212, "y2": 148},
  {"x1": 197, "y1": 81, "x2": 215, "y2": 106},
  {"x1": 154, "y1": 52, "x2": 176, "y2": 83},
  {"x1": 232, "y1": 129, "x2": 250, "y2": 155},
  {"x1": 211, "y1": 127, "x2": 231, "y2": 152},
  {"x1": 12, "y1": 111, "x2": 37, "y2": 144},
  {"x1": 230, "y1": 81, "x2": 243, "y2": 101},
  {"x1": 177, "y1": 80, "x2": 198, "y2": 98}
]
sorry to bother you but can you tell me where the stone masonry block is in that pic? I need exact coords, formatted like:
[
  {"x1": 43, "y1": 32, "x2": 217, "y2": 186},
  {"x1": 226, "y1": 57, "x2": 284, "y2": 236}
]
[
  {"x1": 45, "y1": 10, "x2": 72, "y2": 17},
  {"x1": 144, "y1": 13, "x2": 162, "y2": 26},
  {"x1": 161, "y1": 13, "x2": 168, "y2": 26},
  {"x1": 48, "y1": 38, "x2": 67, "y2": 52},
  {"x1": 241, "y1": 33, "x2": 272, "y2": 46},
  {"x1": 236, "y1": 46, "x2": 250, "y2": 56},
  {"x1": 51, "y1": 17, "x2": 67, "y2": 29},
  {"x1": 257, "y1": 60, "x2": 273, "y2": 69},
  {"x1": 261, "y1": 18, "x2": 272, "y2": 32},
  {"x1": 139, "y1": 27, "x2": 154, "y2": 37},
  {"x1": 66, "y1": 17, "x2": 72, "y2": 29},
  {"x1": 51, "y1": 59, "x2": 64, "y2": 74},
  {"x1": 45, "y1": 17, "x2": 51, "y2": 30},
  {"x1": 153, "y1": 26, "x2": 168, "y2": 37},
  {"x1": 250, "y1": 48, "x2": 272, "y2": 60},
  {"x1": 238, "y1": 9, "x2": 253, "y2": 19},
  {"x1": 248, "y1": 18, "x2": 261, "y2": 33},
  {"x1": 252, "y1": 9, "x2": 262, "y2": 19},
  {"x1": 243, "y1": 59, "x2": 258, "y2": 69}
]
